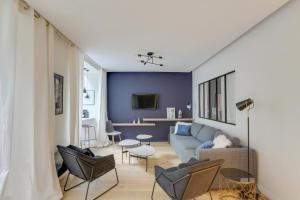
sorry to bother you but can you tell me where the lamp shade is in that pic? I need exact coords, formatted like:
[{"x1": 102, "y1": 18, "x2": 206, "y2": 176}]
[{"x1": 236, "y1": 98, "x2": 254, "y2": 111}]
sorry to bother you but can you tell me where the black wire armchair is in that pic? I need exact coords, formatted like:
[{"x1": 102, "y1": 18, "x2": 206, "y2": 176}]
[
  {"x1": 151, "y1": 158, "x2": 224, "y2": 200},
  {"x1": 57, "y1": 145, "x2": 119, "y2": 200}
]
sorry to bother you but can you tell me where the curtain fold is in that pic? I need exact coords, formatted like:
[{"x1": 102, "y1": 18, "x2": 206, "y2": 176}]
[
  {"x1": 33, "y1": 17, "x2": 62, "y2": 200},
  {"x1": 0, "y1": 0, "x2": 18, "y2": 197},
  {"x1": 96, "y1": 69, "x2": 110, "y2": 147},
  {"x1": 67, "y1": 45, "x2": 84, "y2": 146},
  {"x1": 1, "y1": 2, "x2": 62, "y2": 199}
]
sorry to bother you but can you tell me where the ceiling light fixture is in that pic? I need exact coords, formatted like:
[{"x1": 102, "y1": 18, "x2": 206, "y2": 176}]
[{"x1": 138, "y1": 52, "x2": 163, "y2": 67}]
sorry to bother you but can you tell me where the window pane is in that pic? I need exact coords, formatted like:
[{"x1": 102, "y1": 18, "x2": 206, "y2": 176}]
[
  {"x1": 199, "y1": 84, "x2": 204, "y2": 117},
  {"x1": 209, "y1": 79, "x2": 217, "y2": 120},
  {"x1": 204, "y1": 82, "x2": 209, "y2": 118},
  {"x1": 226, "y1": 73, "x2": 236, "y2": 124},
  {"x1": 217, "y1": 77, "x2": 225, "y2": 122}
]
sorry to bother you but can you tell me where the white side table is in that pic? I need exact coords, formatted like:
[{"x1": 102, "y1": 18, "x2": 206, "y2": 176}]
[
  {"x1": 118, "y1": 139, "x2": 140, "y2": 164},
  {"x1": 128, "y1": 145, "x2": 156, "y2": 172},
  {"x1": 136, "y1": 134, "x2": 153, "y2": 145}
]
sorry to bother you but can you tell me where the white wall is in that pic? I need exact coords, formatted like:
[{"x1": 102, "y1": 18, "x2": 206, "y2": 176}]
[
  {"x1": 83, "y1": 72, "x2": 100, "y2": 119},
  {"x1": 192, "y1": 1, "x2": 300, "y2": 200}
]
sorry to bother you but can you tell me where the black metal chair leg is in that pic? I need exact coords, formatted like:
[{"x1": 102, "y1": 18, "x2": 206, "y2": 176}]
[
  {"x1": 151, "y1": 180, "x2": 156, "y2": 200},
  {"x1": 209, "y1": 191, "x2": 213, "y2": 200},
  {"x1": 85, "y1": 181, "x2": 91, "y2": 200},
  {"x1": 64, "y1": 172, "x2": 87, "y2": 192}
]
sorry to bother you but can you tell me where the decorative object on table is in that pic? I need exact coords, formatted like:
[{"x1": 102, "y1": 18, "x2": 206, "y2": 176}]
[
  {"x1": 212, "y1": 134, "x2": 232, "y2": 148},
  {"x1": 128, "y1": 145, "x2": 155, "y2": 172},
  {"x1": 137, "y1": 118, "x2": 140, "y2": 124},
  {"x1": 186, "y1": 102, "x2": 192, "y2": 111},
  {"x1": 57, "y1": 145, "x2": 119, "y2": 200},
  {"x1": 166, "y1": 107, "x2": 176, "y2": 119},
  {"x1": 152, "y1": 158, "x2": 224, "y2": 200},
  {"x1": 54, "y1": 73, "x2": 64, "y2": 115},
  {"x1": 83, "y1": 90, "x2": 95, "y2": 105},
  {"x1": 219, "y1": 168, "x2": 257, "y2": 200},
  {"x1": 82, "y1": 109, "x2": 89, "y2": 118},
  {"x1": 178, "y1": 109, "x2": 182, "y2": 118},
  {"x1": 136, "y1": 134, "x2": 153, "y2": 145},
  {"x1": 133, "y1": 119, "x2": 136, "y2": 124},
  {"x1": 236, "y1": 98, "x2": 254, "y2": 180},
  {"x1": 105, "y1": 120, "x2": 122, "y2": 145},
  {"x1": 138, "y1": 52, "x2": 163, "y2": 66}
]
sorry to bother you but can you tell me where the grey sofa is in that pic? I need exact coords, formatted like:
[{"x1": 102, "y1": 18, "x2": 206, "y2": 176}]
[{"x1": 170, "y1": 122, "x2": 257, "y2": 189}]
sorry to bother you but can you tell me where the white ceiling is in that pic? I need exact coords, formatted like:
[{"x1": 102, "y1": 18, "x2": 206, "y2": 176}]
[{"x1": 27, "y1": 0, "x2": 288, "y2": 72}]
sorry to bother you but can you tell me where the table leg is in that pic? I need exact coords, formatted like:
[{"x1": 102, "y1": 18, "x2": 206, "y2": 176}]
[
  {"x1": 129, "y1": 153, "x2": 131, "y2": 165},
  {"x1": 122, "y1": 146, "x2": 123, "y2": 164},
  {"x1": 112, "y1": 135, "x2": 115, "y2": 144},
  {"x1": 146, "y1": 157, "x2": 148, "y2": 172}
]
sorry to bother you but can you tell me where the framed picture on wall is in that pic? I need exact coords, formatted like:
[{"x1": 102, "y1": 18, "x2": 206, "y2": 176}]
[
  {"x1": 54, "y1": 73, "x2": 64, "y2": 115},
  {"x1": 83, "y1": 90, "x2": 95, "y2": 105}
]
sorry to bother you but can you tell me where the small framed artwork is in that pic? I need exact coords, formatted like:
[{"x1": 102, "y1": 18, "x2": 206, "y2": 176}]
[
  {"x1": 167, "y1": 107, "x2": 176, "y2": 119},
  {"x1": 83, "y1": 90, "x2": 95, "y2": 105},
  {"x1": 54, "y1": 73, "x2": 64, "y2": 115}
]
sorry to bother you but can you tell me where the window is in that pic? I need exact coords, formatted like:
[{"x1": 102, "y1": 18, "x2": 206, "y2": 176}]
[{"x1": 198, "y1": 71, "x2": 236, "y2": 125}]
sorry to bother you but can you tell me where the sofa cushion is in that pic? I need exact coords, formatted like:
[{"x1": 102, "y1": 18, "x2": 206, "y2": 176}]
[
  {"x1": 214, "y1": 130, "x2": 241, "y2": 147},
  {"x1": 195, "y1": 125, "x2": 217, "y2": 143},
  {"x1": 190, "y1": 122, "x2": 203, "y2": 138},
  {"x1": 171, "y1": 134, "x2": 201, "y2": 149},
  {"x1": 176, "y1": 124, "x2": 192, "y2": 136}
]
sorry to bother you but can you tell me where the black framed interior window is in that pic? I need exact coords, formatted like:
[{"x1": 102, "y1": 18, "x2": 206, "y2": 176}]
[{"x1": 198, "y1": 71, "x2": 236, "y2": 125}]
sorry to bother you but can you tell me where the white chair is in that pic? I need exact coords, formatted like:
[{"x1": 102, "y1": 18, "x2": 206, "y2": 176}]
[{"x1": 106, "y1": 120, "x2": 122, "y2": 144}]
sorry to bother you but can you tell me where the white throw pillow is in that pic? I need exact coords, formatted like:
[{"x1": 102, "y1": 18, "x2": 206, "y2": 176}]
[
  {"x1": 174, "y1": 122, "x2": 192, "y2": 134},
  {"x1": 213, "y1": 135, "x2": 232, "y2": 148}
]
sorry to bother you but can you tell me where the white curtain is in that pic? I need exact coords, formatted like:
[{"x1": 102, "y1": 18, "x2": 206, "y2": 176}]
[
  {"x1": 67, "y1": 45, "x2": 84, "y2": 146},
  {"x1": 0, "y1": 1, "x2": 62, "y2": 199},
  {"x1": 96, "y1": 69, "x2": 110, "y2": 147},
  {"x1": 0, "y1": 0, "x2": 18, "y2": 197}
]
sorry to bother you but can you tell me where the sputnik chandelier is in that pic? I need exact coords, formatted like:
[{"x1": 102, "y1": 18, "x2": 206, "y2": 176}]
[{"x1": 138, "y1": 52, "x2": 163, "y2": 66}]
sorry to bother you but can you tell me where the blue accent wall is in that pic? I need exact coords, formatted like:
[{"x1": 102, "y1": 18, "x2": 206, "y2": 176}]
[{"x1": 107, "y1": 72, "x2": 192, "y2": 141}]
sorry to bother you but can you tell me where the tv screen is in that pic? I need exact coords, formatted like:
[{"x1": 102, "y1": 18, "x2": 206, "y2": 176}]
[{"x1": 132, "y1": 94, "x2": 158, "y2": 109}]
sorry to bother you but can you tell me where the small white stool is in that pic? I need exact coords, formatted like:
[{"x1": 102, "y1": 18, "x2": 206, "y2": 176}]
[{"x1": 136, "y1": 134, "x2": 153, "y2": 145}]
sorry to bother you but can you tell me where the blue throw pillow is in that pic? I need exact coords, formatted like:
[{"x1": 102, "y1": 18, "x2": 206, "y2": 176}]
[
  {"x1": 199, "y1": 140, "x2": 214, "y2": 149},
  {"x1": 176, "y1": 124, "x2": 191, "y2": 136}
]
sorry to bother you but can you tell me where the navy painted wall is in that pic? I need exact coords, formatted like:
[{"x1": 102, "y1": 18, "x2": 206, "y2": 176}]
[{"x1": 107, "y1": 72, "x2": 192, "y2": 141}]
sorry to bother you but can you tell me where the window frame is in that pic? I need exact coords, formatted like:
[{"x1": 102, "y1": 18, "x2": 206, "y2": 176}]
[{"x1": 198, "y1": 70, "x2": 236, "y2": 125}]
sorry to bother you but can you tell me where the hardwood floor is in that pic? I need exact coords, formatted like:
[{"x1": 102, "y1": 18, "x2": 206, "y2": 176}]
[{"x1": 59, "y1": 143, "x2": 266, "y2": 200}]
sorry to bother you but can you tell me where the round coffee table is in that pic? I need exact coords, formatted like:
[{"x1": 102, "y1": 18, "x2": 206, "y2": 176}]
[
  {"x1": 118, "y1": 139, "x2": 140, "y2": 164},
  {"x1": 219, "y1": 168, "x2": 257, "y2": 199},
  {"x1": 136, "y1": 134, "x2": 153, "y2": 145},
  {"x1": 128, "y1": 145, "x2": 155, "y2": 172}
]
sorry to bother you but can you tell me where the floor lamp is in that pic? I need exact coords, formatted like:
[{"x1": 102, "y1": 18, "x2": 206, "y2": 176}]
[{"x1": 236, "y1": 98, "x2": 254, "y2": 180}]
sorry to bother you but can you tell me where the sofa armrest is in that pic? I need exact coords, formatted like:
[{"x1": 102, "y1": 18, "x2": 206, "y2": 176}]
[{"x1": 197, "y1": 147, "x2": 257, "y2": 177}]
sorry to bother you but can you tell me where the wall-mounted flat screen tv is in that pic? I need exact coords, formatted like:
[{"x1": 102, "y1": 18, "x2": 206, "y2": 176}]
[{"x1": 132, "y1": 94, "x2": 159, "y2": 109}]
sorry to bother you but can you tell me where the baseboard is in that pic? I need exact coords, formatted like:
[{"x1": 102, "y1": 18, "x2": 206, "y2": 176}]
[{"x1": 258, "y1": 184, "x2": 279, "y2": 200}]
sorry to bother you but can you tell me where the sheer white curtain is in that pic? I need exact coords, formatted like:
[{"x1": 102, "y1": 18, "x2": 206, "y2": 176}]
[
  {"x1": 0, "y1": 0, "x2": 18, "y2": 197},
  {"x1": 0, "y1": 1, "x2": 62, "y2": 199},
  {"x1": 67, "y1": 45, "x2": 84, "y2": 146},
  {"x1": 96, "y1": 69, "x2": 110, "y2": 147}
]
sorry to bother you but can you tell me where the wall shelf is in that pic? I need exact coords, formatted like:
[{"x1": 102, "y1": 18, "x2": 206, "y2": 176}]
[
  {"x1": 143, "y1": 118, "x2": 193, "y2": 122},
  {"x1": 112, "y1": 123, "x2": 156, "y2": 127}
]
